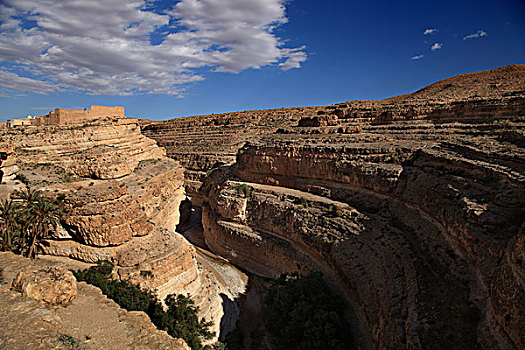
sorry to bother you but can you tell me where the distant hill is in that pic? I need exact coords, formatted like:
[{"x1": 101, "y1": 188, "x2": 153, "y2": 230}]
[{"x1": 385, "y1": 64, "x2": 525, "y2": 102}]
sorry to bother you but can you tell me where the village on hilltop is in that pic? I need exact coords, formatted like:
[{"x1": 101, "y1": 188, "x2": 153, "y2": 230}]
[{"x1": 3, "y1": 105, "x2": 125, "y2": 128}]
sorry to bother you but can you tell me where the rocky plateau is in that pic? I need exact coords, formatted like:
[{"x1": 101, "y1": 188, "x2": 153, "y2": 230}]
[
  {"x1": 0, "y1": 117, "x2": 246, "y2": 346},
  {"x1": 0, "y1": 64, "x2": 523, "y2": 350}
]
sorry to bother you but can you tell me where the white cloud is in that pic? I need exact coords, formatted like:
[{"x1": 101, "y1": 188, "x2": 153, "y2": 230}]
[
  {"x1": 423, "y1": 28, "x2": 438, "y2": 35},
  {"x1": 279, "y1": 47, "x2": 307, "y2": 70},
  {"x1": 463, "y1": 30, "x2": 488, "y2": 40},
  {"x1": 0, "y1": 71, "x2": 59, "y2": 94},
  {"x1": 411, "y1": 55, "x2": 424, "y2": 60},
  {"x1": 0, "y1": 0, "x2": 306, "y2": 96},
  {"x1": 431, "y1": 42, "x2": 442, "y2": 51}
]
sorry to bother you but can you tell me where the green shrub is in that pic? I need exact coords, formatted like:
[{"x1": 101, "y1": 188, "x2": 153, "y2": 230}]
[
  {"x1": 74, "y1": 261, "x2": 214, "y2": 349},
  {"x1": 235, "y1": 184, "x2": 252, "y2": 197},
  {"x1": 263, "y1": 272, "x2": 352, "y2": 350}
]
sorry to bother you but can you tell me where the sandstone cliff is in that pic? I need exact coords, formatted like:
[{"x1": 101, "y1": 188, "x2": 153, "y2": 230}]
[
  {"x1": 142, "y1": 65, "x2": 525, "y2": 206},
  {"x1": 140, "y1": 65, "x2": 524, "y2": 349},
  {"x1": 201, "y1": 115, "x2": 524, "y2": 349},
  {"x1": 0, "y1": 118, "x2": 245, "y2": 343}
]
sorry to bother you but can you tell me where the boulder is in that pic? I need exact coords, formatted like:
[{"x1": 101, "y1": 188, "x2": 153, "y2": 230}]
[{"x1": 12, "y1": 267, "x2": 77, "y2": 306}]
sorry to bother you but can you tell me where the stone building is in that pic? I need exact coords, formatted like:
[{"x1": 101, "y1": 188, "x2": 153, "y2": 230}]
[
  {"x1": 6, "y1": 116, "x2": 33, "y2": 127},
  {"x1": 31, "y1": 105, "x2": 125, "y2": 126}
]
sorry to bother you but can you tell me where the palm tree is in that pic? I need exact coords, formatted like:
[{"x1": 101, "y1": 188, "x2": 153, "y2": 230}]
[
  {"x1": 15, "y1": 186, "x2": 43, "y2": 208},
  {"x1": 22, "y1": 195, "x2": 64, "y2": 259},
  {"x1": 0, "y1": 199, "x2": 21, "y2": 251}
]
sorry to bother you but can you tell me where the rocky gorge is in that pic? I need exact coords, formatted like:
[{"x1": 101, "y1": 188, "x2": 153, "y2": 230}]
[
  {"x1": 0, "y1": 117, "x2": 246, "y2": 348},
  {"x1": 0, "y1": 64, "x2": 523, "y2": 349},
  {"x1": 143, "y1": 65, "x2": 525, "y2": 349}
]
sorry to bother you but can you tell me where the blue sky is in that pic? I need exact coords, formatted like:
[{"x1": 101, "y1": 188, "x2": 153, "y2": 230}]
[{"x1": 0, "y1": 0, "x2": 524, "y2": 122}]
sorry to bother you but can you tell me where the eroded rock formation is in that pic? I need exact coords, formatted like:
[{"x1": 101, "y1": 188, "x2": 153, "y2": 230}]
[
  {"x1": 0, "y1": 252, "x2": 190, "y2": 350},
  {"x1": 11, "y1": 266, "x2": 77, "y2": 306},
  {"x1": 142, "y1": 65, "x2": 525, "y2": 349},
  {"x1": 1, "y1": 64, "x2": 523, "y2": 349},
  {"x1": 0, "y1": 117, "x2": 245, "y2": 343}
]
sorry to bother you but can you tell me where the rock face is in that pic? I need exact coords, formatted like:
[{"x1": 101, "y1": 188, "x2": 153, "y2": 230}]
[
  {"x1": 143, "y1": 65, "x2": 525, "y2": 206},
  {"x1": 142, "y1": 106, "x2": 323, "y2": 205},
  {"x1": 0, "y1": 118, "x2": 241, "y2": 343},
  {"x1": 200, "y1": 117, "x2": 525, "y2": 349},
  {"x1": 140, "y1": 65, "x2": 525, "y2": 349},
  {"x1": 11, "y1": 267, "x2": 77, "y2": 306}
]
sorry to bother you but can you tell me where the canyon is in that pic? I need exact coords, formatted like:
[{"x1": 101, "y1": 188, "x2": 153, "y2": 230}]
[
  {"x1": 0, "y1": 117, "x2": 246, "y2": 348},
  {"x1": 0, "y1": 64, "x2": 523, "y2": 349},
  {"x1": 143, "y1": 64, "x2": 525, "y2": 349}
]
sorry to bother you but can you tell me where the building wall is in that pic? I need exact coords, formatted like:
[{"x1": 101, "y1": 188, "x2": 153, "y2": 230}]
[
  {"x1": 30, "y1": 105, "x2": 125, "y2": 126},
  {"x1": 7, "y1": 118, "x2": 32, "y2": 127},
  {"x1": 89, "y1": 105, "x2": 125, "y2": 118}
]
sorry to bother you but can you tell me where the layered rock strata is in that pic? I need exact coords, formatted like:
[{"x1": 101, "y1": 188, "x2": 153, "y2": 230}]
[
  {"x1": 0, "y1": 119, "x2": 243, "y2": 342},
  {"x1": 200, "y1": 117, "x2": 524, "y2": 348},
  {"x1": 138, "y1": 64, "x2": 525, "y2": 349},
  {"x1": 143, "y1": 65, "x2": 525, "y2": 207}
]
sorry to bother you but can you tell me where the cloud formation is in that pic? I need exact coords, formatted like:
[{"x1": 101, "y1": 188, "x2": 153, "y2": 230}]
[
  {"x1": 411, "y1": 55, "x2": 424, "y2": 60},
  {"x1": 431, "y1": 43, "x2": 442, "y2": 51},
  {"x1": 463, "y1": 30, "x2": 488, "y2": 40},
  {"x1": 423, "y1": 28, "x2": 438, "y2": 35},
  {"x1": 0, "y1": 0, "x2": 306, "y2": 96}
]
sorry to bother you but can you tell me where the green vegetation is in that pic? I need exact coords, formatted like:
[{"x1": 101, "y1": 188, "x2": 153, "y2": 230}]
[
  {"x1": 235, "y1": 184, "x2": 252, "y2": 197},
  {"x1": 74, "y1": 261, "x2": 214, "y2": 350},
  {"x1": 0, "y1": 187, "x2": 66, "y2": 258},
  {"x1": 263, "y1": 272, "x2": 352, "y2": 350}
]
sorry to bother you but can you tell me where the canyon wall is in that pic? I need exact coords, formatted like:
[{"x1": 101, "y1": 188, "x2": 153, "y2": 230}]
[
  {"x1": 201, "y1": 116, "x2": 524, "y2": 349},
  {"x1": 0, "y1": 118, "x2": 241, "y2": 342},
  {"x1": 140, "y1": 65, "x2": 524, "y2": 349},
  {"x1": 1, "y1": 65, "x2": 522, "y2": 349},
  {"x1": 143, "y1": 65, "x2": 525, "y2": 204}
]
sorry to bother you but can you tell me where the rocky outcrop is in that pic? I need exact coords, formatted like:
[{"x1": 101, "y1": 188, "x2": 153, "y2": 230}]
[
  {"x1": 201, "y1": 113, "x2": 525, "y2": 349},
  {"x1": 142, "y1": 65, "x2": 525, "y2": 209},
  {"x1": 0, "y1": 119, "x2": 242, "y2": 343},
  {"x1": 137, "y1": 64, "x2": 525, "y2": 349},
  {"x1": 11, "y1": 119, "x2": 165, "y2": 179},
  {"x1": 142, "y1": 106, "x2": 324, "y2": 204},
  {"x1": 11, "y1": 267, "x2": 77, "y2": 306},
  {"x1": 0, "y1": 252, "x2": 190, "y2": 350}
]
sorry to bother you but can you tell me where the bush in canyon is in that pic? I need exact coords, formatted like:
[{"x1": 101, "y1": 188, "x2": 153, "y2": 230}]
[
  {"x1": 235, "y1": 184, "x2": 252, "y2": 197},
  {"x1": 74, "y1": 261, "x2": 214, "y2": 350},
  {"x1": 263, "y1": 272, "x2": 352, "y2": 350}
]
